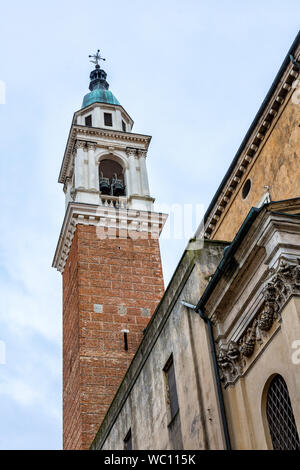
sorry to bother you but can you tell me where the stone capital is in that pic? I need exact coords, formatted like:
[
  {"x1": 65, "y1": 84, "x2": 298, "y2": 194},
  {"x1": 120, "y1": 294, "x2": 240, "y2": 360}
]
[
  {"x1": 75, "y1": 140, "x2": 86, "y2": 150},
  {"x1": 126, "y1": 147, "x2": 137, "y2": 158},
  {"x1": 137, "y1": 149, "x2": 147, "y2": 159},
  {"x1": 87, "y1": 141, "x2": 97, "y2": 151}
]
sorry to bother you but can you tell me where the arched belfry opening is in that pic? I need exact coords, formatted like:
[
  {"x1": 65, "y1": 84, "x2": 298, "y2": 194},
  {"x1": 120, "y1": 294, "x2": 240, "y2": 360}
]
[{"x1": 99, "y1": 158, "x2": 126, "y2": 197}]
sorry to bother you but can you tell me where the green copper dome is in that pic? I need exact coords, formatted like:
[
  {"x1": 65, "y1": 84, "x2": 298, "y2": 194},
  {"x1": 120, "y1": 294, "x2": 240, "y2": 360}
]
[
  {"x1": 82, "y1": 89, "x2": 120, "y2": 109},
  {"x1": 82, "y1": 57, "x2": 120, "y2": 109}
]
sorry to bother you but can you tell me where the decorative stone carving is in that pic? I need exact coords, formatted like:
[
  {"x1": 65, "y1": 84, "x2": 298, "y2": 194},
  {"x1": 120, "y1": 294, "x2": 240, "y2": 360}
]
[
  {"x1": 239, "y1": 321, "x2": 257, "y2": 357},
  {"x1": 137, "y1": 149, "x2": 147, "y2": 159},
  {"x1": 263, "y1": 258, "x2": 300, "y2": 316},
  {"x1": 217, "y1": 257, "x2": 300, "y2": 386},
  {"x1": 257, "y1": 302, "x2": 274, "y2": 331},
  {"x1": 227, "y1": 342, "x2": 241, "y2": 363},
  {"x1": 87, "y1": 141, "x2": 97, "y2": 150},
  {"x1": 75, "y1": 140, "x2": 86, "y2": 150},
  {"x1": 217, "y1": 341, "x2": 242, "y2": 384},
  {"x1": 126, "y1": 147, "x2": 137, "y2": 157},
  {"x1": 239, "y1": 257, "x2": 300, "y2": 356}
]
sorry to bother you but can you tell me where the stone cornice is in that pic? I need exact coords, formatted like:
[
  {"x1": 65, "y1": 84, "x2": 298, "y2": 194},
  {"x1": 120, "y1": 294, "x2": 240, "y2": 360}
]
[
  {"x1": 204, "y1": 44, "x2": 300, "y2": 238},
  {"x1": 58, "y1": 125, "x2": 152, "y2": 184},
  {"x1": 127, "y1": 194, "x2": 155, "y2": 203},
  {"x1": 52, "y1": 202, "x2": 167, "y2": 273}
]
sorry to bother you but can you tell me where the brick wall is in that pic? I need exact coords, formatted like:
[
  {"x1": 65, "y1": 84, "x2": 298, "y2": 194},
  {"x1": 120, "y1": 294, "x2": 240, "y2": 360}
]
[{"x1": 62, "y1": 224, "x2": 164, "y2": 449}]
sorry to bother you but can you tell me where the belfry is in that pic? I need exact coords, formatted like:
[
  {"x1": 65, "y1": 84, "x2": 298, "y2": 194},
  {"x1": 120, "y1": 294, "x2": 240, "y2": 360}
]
[{"x1": 53, "y1": 51, "x2": 167, "y2": 450}]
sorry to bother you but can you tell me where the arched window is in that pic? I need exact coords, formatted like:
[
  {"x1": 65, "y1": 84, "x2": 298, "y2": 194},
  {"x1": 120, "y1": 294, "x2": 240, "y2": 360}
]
[
  {"x1": 99, "y1": 159, "x2": 126, "y2": 197},
  {"x1": 266, "y1": 374, "x2": 300, "y2": 450}
]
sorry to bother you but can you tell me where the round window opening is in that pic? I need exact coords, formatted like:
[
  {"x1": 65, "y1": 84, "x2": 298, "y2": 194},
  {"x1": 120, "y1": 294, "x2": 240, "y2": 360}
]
[{"x1": 242, "y1": 179, "x2": 251, "y2": 199}]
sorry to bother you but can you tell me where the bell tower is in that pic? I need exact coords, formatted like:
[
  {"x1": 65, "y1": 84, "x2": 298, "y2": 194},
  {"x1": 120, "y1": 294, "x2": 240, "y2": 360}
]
[{"x1": 53, "y1": 51, "x2": 167, "y2": 450}]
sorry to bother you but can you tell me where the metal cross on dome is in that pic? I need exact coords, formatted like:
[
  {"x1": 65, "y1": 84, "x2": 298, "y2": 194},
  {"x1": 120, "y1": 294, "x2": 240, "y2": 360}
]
[{"x1": 89, "y1": 49, "x2": 106, "y2": 68}]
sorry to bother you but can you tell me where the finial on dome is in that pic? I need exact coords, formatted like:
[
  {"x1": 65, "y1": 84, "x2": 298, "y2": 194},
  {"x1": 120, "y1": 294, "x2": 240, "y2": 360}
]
[
  {"x1": 88, "y1": 49, "x2": 106, "y2": 69},
  {"x1": 82, "y1": 50, "x2": 120, "y2": 108},
  {"x1": 88, "y1": 49, "x2": 109, "y2": 92}
]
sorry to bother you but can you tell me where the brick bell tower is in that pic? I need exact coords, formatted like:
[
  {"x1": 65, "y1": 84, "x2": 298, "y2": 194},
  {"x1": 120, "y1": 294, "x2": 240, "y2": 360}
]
[{"x1": 52, "y1": 51, "x2": 167, "y2": 450}]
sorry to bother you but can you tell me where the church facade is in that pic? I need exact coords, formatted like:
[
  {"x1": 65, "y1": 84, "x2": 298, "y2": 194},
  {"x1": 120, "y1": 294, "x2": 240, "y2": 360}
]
[{"x1": 54, "y1": 34, "x2": 300, "y2": 450}]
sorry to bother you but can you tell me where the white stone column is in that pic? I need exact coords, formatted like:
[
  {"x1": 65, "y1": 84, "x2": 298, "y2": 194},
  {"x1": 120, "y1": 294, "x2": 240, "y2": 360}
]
[
  {"x1": 124, "y1": 167, "x2": 130, "y2": 197},
  {"x1": 87, "y1": 142, "x2": 98, "y2": 191},
  {"x1": 126, "y1": 148, "x2": 139, "y2": 196},
  {"x1": 138, "y1": 149, "x2": 150, "y2": 196},
  {"x1": 74, "y1": 140, "x2": 86, "y2": 189}
]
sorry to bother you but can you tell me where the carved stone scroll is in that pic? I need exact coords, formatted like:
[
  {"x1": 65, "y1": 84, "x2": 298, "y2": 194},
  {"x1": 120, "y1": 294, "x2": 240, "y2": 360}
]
[{"x1": 217, "y1": 257, "x2": 300, "y2": 386}]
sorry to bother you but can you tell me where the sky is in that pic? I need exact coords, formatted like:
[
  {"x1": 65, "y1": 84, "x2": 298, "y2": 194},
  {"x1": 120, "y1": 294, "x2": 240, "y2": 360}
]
[{"x1": 0, "y1": 0, "x2": 299, "y2": 450}]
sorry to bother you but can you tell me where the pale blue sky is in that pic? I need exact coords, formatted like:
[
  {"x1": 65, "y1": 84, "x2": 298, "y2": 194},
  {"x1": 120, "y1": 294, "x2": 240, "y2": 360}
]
[{"x1": 0, "y1": 0, "x2": 299, "y2": 449}]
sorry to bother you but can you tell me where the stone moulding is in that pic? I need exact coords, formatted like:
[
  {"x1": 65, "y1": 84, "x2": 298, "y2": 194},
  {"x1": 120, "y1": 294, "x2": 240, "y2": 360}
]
[
  {"x1": 217, "y1": 257, "x2": 300, "y2": 386},
  {"x1": 52, "y1": 202, "x2": 167, "y2": 273}
]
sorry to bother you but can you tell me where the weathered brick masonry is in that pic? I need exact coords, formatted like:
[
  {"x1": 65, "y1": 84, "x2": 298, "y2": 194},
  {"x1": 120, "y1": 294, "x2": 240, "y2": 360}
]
[{"x1": 63, "y1": 224, "x2": 164, "y2": 449}]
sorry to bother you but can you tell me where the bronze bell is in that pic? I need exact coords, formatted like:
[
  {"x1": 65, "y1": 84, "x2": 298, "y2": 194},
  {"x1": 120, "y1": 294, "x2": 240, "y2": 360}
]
[
  {"x1": 112, "y1": 178, "x2": 125, "y2": 197},
  {"x1": 99, "y1": 177, "x2": 111, "y2": 195}
]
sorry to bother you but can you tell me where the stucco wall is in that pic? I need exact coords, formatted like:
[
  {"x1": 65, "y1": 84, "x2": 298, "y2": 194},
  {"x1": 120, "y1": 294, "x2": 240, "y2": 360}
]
[
  {"x1": 212, "y1": 94, "x2": 300, "y2": 241},
  {"x1": 91, "y1": 241, "x2": 227, "y2": 450}
]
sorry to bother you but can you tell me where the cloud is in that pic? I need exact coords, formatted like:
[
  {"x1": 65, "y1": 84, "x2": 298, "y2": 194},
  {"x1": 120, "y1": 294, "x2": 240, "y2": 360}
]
[{"x1": 0, "y1": 0, "x2": 299, "y2": 450}]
